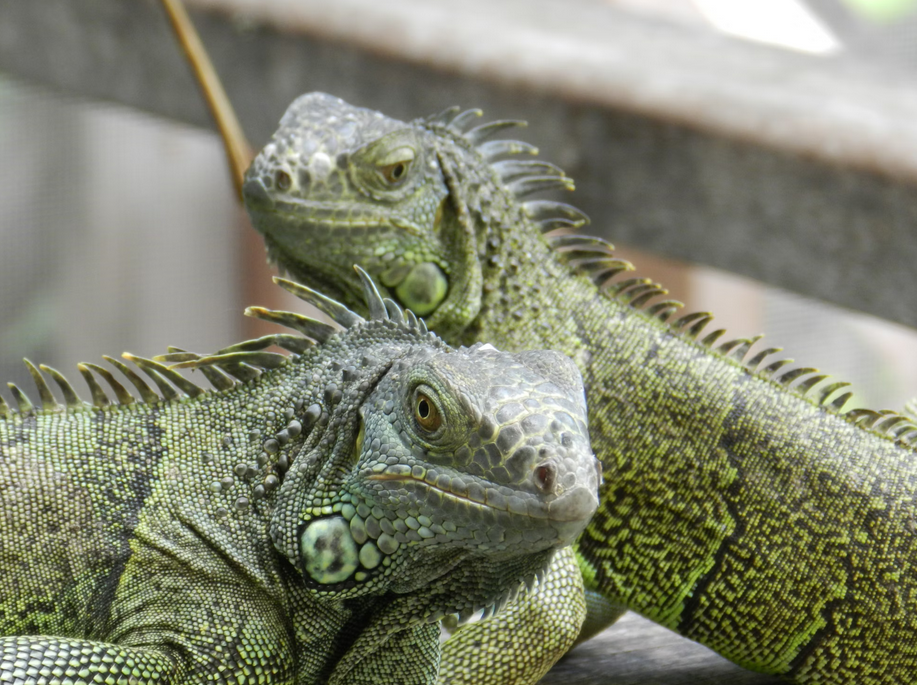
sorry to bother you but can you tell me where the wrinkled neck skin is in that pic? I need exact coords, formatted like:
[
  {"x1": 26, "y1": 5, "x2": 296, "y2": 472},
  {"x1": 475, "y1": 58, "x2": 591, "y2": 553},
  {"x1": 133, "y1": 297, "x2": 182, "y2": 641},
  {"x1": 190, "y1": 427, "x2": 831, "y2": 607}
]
[{"x1": 437, "y1": 175, "x2": 917, "y2": 679}]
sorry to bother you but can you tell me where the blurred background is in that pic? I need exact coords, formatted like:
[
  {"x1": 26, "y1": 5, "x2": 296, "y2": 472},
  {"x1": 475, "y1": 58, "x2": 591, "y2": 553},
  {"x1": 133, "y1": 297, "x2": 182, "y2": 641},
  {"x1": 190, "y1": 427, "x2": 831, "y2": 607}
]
[{"x1": 0, "y1": 0, "x2": 916, "y2": 682}]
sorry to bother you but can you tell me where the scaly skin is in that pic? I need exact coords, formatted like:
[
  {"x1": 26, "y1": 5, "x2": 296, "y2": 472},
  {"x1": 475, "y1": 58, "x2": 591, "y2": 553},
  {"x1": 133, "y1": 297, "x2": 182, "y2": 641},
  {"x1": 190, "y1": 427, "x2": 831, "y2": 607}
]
[
  {"x1": 243, "y1": 93, "x2": 917, "y2": 684},
  {"x1": 0, "y1": 274, "x2": 599, "y2": 685}
]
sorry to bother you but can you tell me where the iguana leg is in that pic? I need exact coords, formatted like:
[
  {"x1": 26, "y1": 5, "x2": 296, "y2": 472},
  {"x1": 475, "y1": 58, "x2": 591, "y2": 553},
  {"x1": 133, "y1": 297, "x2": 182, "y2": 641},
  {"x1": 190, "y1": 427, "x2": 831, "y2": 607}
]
[
  {"x1": 576, "y1": 588, "x2": 627, "y2": 645},
  {"x1": 436, "y1": 546, "x2": 586, "y2": 685},
  {"x1": 331, "y1": 622, "x2": 441, "y2": 685},
  {"x1": 0, "y1": 636, "x2": 181, "y2": 684}
]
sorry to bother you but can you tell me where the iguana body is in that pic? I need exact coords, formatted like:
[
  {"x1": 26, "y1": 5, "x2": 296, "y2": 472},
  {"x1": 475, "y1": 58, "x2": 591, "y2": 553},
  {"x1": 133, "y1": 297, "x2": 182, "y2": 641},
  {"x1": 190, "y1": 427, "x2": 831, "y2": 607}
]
[
  {"x1": 243, "y1": 94, "x2": 917, "y2": 683},
  {"x1": 0, "y1": 274, "x2": 599, "y2": 685}
]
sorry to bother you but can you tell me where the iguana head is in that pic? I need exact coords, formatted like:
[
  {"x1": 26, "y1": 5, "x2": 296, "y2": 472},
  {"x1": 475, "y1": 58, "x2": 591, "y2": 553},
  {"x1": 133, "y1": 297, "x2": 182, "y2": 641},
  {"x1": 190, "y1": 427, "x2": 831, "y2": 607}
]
[
  {"x1": 260, "y1": 274, "x2": 600, "y2": 602},
  {"x1": 244, "y1": 93, "x2": 567, "y2": 338},
  {"x1": 245, "y1": 93, "x2": 448, "y2": 312}
]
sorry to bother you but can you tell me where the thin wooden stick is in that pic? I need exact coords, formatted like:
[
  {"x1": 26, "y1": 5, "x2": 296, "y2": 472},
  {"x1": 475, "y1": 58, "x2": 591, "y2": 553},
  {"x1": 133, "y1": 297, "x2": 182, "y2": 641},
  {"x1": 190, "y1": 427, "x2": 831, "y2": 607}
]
[{"x1": 160, "y1": 0, "x2": 253, "y2": 201}]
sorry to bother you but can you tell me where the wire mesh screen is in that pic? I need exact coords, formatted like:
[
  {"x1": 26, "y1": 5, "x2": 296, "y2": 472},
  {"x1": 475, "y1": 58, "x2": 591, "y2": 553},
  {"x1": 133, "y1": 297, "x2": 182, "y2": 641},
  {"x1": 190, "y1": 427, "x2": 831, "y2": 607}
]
[{"x1": 0, "y1": 75, "x2": 240, "y2": 400}]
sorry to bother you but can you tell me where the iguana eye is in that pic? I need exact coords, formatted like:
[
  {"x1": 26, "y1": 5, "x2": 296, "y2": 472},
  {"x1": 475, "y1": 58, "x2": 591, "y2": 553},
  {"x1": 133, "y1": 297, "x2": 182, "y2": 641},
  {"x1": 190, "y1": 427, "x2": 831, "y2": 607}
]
[
  {"x1": 379, "y1": 160, "x2": 412, "y2": 185},
  {"x1": 414, "y1": 391, "x2": 442, "y2": 432}
]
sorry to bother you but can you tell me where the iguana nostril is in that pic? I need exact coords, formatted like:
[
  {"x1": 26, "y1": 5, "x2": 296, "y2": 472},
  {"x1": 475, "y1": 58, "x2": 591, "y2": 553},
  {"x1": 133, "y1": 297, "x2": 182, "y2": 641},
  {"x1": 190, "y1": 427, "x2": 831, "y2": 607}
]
[
  {"x1": 275, "y1": 169, "x2": 292, "y2": 191},
  {"x1": 534, "y1": 461, "x2": 556, "y2": 493}
]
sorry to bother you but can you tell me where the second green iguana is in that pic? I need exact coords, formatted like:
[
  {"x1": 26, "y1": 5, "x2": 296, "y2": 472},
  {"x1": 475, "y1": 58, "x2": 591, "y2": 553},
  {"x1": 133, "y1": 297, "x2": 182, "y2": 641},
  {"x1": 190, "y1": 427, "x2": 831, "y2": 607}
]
[
  {"x1": 0, "y1": 271, "x2": 600, "y2": 684},
  {"x1": 243, "y1": 93, "x2": 917, "y2": 684}
]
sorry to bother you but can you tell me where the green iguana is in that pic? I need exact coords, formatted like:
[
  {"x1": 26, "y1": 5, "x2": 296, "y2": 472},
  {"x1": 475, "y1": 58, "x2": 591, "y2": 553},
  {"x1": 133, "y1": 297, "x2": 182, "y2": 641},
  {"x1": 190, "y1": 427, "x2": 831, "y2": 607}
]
[
  {"x1": 242, "y1": 93, "x2": 917, "y2": 684},
  {"x1": 0, "y1": 271, "x2": 601, "y2": 685}
]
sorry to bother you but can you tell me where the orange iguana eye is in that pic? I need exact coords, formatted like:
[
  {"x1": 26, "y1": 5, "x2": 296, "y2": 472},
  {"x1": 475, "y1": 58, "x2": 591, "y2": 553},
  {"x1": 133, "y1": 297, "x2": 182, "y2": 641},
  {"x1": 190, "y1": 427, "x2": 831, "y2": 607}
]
[
  {"x1": 380, "y1": 160, "x2": 411, "y2": 185},
  {"x1": 414, "y1": 392, "x2": 442, "y2": 432}
]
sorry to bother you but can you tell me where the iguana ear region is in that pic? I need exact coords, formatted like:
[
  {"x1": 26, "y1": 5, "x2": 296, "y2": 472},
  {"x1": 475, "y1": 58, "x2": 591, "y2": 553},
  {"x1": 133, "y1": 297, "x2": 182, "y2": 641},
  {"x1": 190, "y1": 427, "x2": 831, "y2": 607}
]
[
  {"x1": 298, "y1": 509, "x2": 397, "y2": 589},
  {"x1": 300, "y1": 517, "x2": 360, "y2": 584}
]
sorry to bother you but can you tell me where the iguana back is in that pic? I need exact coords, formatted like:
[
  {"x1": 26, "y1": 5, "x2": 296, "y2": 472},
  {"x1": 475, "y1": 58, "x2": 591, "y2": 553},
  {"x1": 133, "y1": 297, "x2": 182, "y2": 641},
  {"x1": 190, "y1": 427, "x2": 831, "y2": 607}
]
[
  {"x1": 0, "y1": 273, "x2": 600, "y2": 685},
  {"x1": 244, "y1": 93, "x2": 917, "y2": 684}
]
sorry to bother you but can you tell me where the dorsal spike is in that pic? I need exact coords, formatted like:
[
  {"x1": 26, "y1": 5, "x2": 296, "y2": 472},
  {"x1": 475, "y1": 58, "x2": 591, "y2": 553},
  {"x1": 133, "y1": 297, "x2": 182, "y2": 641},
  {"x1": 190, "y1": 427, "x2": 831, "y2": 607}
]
[
  {"x1": 547, "y1": 234, "x2": 614, "y2": 255},
  {"x1": 701, "y1": 329, "x2": 726, "y2": 347},
  {"x1": 777, "y1": 367, "x2": 819, "y2": 387},
  {"x1": 569, "y1": 256, "x2": 628, "y2": 284},
  {"x1": 585, "y1": 262, "x2": 634, "y2": 289},
  {"x1": 602, "y1": 278, "x2": 650, "y2": 299},
  {"x1": 605, "y1": 277, "x2": 651, "y2": 298},
  {"x1": 103, "y1": 356, "x2": 159, "y2": 403},
  {"x1": 0, "y1": 393, "x2": 9, "y2": 419},
  {"x1": 897, "y1": 429, "x2": 917, "y2": 444},
  {"x1": 905, "y1": 397, "x2": 917, "y2": 419},
  {"x1": 217, "y1": 361, "x2": 262, "y2": 382},
  {"x1": 831, "y1": 392, "x2": 854, "y2": 412},
  {"x1": 425, "y1": 105, "x2": 461, "y2": 127},
  {"x1": 523, "y1": 200, "x2": 591, "y2": 231},
  {"x1": 404, "y1": 309, "x2": 420, "y2": 330},
  {"x1": 208, "y1": 333, "x2": 314, "y2": 356},
  {"x1": 8, "y1": 384, "x2": 34, "y2": 415},
  {"x1": 747, "y1": 347, "x2": 783, "y2": 371},
  {"x1": 476, "y1": 139, "x2": 538, "y2": 160},
  {"x1": 620, "y1": 284, "x2": 664, "y2": 307},
  {"x1": 674, "y1": 311, "x2": 712, "y2": 330},
  {"x1": 198, "y1": 365, "x2": 237, "y2": 391},
  {"x1": 491, "y1": 160, "x2": 565, "y2": 183},
  {"x1": 77, "y1": 364, "x2": 112, "y2": 408},
  {"x1": 124, "y1": 354, "x2": 204, "y2": 399},
  {"x1": 383, "y1": 298, "x2": 406, "y2": 323},
  {"x1": 653, "y1": 305, "x2": 681, "y2": 322},
  {"x1": 170, "y1": 351, "x2": 287, "y2": 372},
  {"x1": 216, "y1": 337, "x2": 280, "y2": 354},
  {"x1": 818, "y1": 381, "x2": 852, "y2": 406},
  {"x1": 122, "y1": 355, "x2": 181, "y2": 400},
  {"x1": 573, "y1": 257, "x2": 622, "y2": 273},
  {"x1": 155, "y1": 352, "x2": 202, "y2": 364},
  {"x1": 796, "y1": 374, "x2": 829, "y2": 396},
  {"x1": 686, "y1": 314, "x2": 713, "y2": 339},
  {"x1": 354, "y1": 265, "x2": 388, "y2": 321},
  {"x1": 506, "y1": 175, "x2": 574, "y2": 197},
  {"x1": 81, "y1": 362, "x2": 134, "y2": 405},
  {"x1": 448, "y1": 108, "x2": 483, "y2": 132},
  {"x1": 645, "y1": 300, "x2": 683, "y2": 318},
  {"x1": 40, "y1": 365, "x2": 85, "y2": 409},
  {"x1": 877, "y1": 414, "x2": 910, "y2": 433},
  {"x1": 463, "y1": 119, "x2": 526, "y2": 145},
  {"x1": 847, "y1": 408, "x2": 881, "y2": 428},
  {"x1": 244, "y1": 308, "x2": 335, "y2": 343},
  {"x1": 273, "y1": 277, "x2": 363, "y2": 328},
  {"x1": 761, "y1": 358, "x2": 794, "y2": 377},
  {"x1": 23, "y1": 359, "x2": 59, "y2": 411},
  {"x1": 892, "y1": 421, "x2": 917, "y2": 438},
  {"x1": 628, "y1": 286, "x2": 666, "y2": 309},
  {"x1": 717, "y1": 339, "x2": 744, "y2": 356},
  {"x1": 273, "y1": 335, "x2": 314, "y2": 354},
  {"x1": 161, "y1": 347, "x2": 237, "y2": 391},
  {"x1": 729, "y1": 335, "x2": 763, "y2": 361}
]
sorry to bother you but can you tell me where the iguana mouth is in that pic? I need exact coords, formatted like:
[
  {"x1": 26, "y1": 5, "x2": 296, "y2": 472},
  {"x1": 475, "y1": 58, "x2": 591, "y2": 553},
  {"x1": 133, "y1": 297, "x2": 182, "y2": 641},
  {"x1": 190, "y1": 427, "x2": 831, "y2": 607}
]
[
  {"x1": 245, "y1": 178, "x2": 423, "y2": 234},
  {"x1": 366, "y1": 472, "x2": 595, "y2": 525}
]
